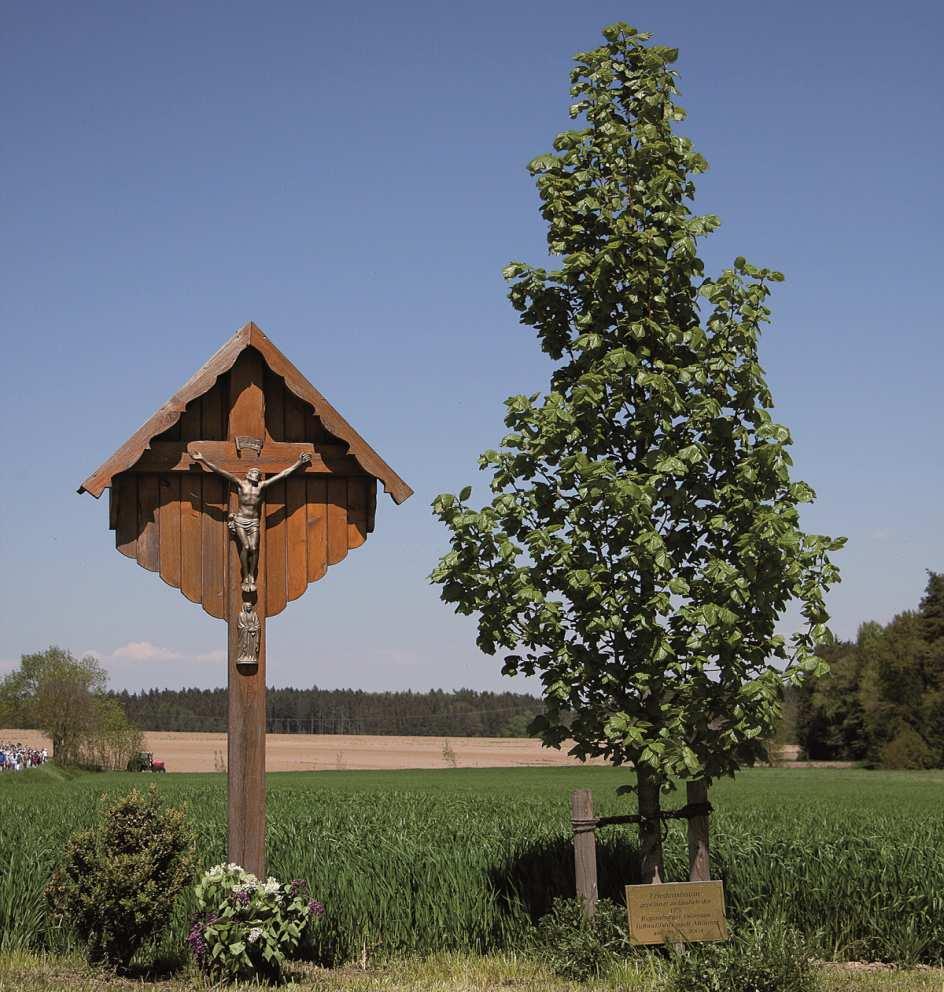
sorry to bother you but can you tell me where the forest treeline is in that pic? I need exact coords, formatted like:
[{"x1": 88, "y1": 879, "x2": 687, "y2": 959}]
[
  {"x1": 797, "y1": 571, "x2": 944, "y2": 768},
  {"x1": 111, "y1": 686, "x2": 545, "y2": 738}
]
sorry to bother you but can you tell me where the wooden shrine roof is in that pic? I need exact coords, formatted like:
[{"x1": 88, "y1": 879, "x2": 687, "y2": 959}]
[{"x1": 78, "y1": 322, "x2": 412, "y2": 504}]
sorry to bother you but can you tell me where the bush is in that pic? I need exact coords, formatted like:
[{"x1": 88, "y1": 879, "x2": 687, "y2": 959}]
[
  {"x1": 880, "y1": 726, "x2": 936, "y2": 770},
  {"x1": 127, "y1": 752, "x2": 149, "y2": 772},
  {"x1": 532, "y1": 897, "x2": 631, "y2": 980},
  {"x1": 45, "y1": 786, "x2": 193, "y2": 971},
  {"x1": 75, "y1": 696, "x2": 143, "y2": 771},
  {"x1": 669, "y1": 919, "x2": 819, "y2": 992},
  {"x1": 188, "y1": 863, "x2": 324, "y2": 982}
]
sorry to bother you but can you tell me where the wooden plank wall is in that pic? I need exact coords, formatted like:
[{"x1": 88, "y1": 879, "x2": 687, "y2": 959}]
[
  {"x1": 261, "y1": 369, "x2": 375, "y2": 617},
  {"x1": 109, "y1": 360, "x2": 376, "y2": 620},
  {"x1": 201, "y1": 385, "x2": 227, "y2": 619},
  {"x1": 264, "y1": 372, "x2": 288, "y2": 617}
]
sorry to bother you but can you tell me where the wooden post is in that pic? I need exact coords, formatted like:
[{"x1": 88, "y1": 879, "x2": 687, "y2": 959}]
[
  {"x1": 227, "y1": 591, "x2": 266, "y2": 875},
  {"x1": 686, "y1": 780, "x2": 710, "y2": 882},
  {"x1": 571, "y1": 789, "x2": 598, "y2": 916},
  {"x1": 227, "y1": 351, "x2": 267, "y2": 877}
]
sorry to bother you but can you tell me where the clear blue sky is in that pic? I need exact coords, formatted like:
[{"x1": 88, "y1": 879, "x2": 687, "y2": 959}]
[{"x1": 2, "y1": 1, "x2": 941, "y2": 693}]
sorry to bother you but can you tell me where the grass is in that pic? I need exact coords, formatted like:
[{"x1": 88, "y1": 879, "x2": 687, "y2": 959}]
[
  {"x1": 1, "y1": 766, "x2": 943, "y2": 969},
  {"x1": 0, "y1": 951, "x2": 940, "y2": 992}
]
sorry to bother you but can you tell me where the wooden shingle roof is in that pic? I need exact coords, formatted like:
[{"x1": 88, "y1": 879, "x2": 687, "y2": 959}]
[{"x1": 78, "y1": 322, "x2": 412, "y2": 504}]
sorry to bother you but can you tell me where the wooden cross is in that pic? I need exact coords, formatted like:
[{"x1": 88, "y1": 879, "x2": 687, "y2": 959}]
[
  {"x1": 79, "y1": 324, "x2": 411, "y2": 875},
  {"x1": 196, "y1": 351, "x2": 294, "y2": 874}
]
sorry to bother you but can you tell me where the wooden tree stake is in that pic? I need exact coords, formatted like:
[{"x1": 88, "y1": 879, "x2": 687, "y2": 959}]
[{"x1": 571, "y1": 789, "x2": 598, "y2": 916}]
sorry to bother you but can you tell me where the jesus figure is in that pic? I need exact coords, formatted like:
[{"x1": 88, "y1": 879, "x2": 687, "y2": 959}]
[{"x1": 191, "y1": 449, "x2": 311, "y2": 592}]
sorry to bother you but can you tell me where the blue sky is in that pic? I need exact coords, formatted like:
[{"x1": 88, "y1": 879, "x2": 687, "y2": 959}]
[{"x1": 1, "y1": 1, "x2": 941, "y2": 693}]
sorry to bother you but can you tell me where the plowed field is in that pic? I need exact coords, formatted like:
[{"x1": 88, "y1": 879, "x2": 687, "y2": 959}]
[{"x1": 0, "y1": 728, "x2": 604, "y2": 772}]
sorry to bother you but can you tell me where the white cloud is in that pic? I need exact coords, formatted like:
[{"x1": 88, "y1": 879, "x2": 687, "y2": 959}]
[
  {"x1": 79, "y1": 643, "x2": 226, "y2": 669},
  {"x1": 112, "y1": 641, "x2": 182, "y2": 662},
  {"x1": 373, "y1": 648, "x2": 420, "y2": 666},
  {"x1": 194, "y1": 649, "x2": 226, "y2": 663}
]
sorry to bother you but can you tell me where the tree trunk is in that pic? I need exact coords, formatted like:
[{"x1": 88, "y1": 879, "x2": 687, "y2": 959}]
[
  {"x1": 637, "y1": 768, "x2": 664, "y2": 883},
  {"x1": 686, "y1": 780, "x2": 710, "y2": 882}
]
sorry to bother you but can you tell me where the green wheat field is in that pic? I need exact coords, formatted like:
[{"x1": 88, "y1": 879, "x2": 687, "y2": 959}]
[{"x1": 1, "y1": 765, "x2": 942, "y2": 966}]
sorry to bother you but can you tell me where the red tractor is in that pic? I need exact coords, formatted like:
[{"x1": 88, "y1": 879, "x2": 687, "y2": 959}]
[{"x1": 129, "y1": 751, "x2": 166, "y2": 773}]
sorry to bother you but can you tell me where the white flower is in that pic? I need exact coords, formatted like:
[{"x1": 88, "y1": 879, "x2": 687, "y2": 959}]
[
  {"x1": 262, "y1": 878, "x2": 280, "y2": 896},
  {"x1": 248, "y1": 927, "x2": 263, "y2": 944},
  {"x1": 218, "y1": 862, "x2": 255, "y2": 881}
]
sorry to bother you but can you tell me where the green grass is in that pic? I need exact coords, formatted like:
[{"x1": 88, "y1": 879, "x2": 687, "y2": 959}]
[{"x1": 1, "y1": 766, "x2": 943, "y2": 968}]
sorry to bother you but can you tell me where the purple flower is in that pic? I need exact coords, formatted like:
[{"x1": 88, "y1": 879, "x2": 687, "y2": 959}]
[
  {"x1": 288, "y1": 878, "x2": 309, "y2": 897},
  {"x1": 307, "y1": 899, "x2": 325, "y2": 917},
  {"x1": 231, "y1": 888, "x2": 251, "y2": 905},
  {"x1": 187, "y1": 914, "x2": 220, "y2": 970},
  {"x1": 186, "y1": 921, "x2": 207, "y2": 964}
]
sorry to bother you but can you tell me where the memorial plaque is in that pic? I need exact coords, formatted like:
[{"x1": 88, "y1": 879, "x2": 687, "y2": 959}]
[{"x1": 625, "y1": 880, "x2": 728, "y2": 945}]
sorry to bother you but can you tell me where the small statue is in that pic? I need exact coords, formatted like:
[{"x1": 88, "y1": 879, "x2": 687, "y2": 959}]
[
  {"x1": 192, "y1": 449, "x2": 311, "y2": 592},
  {"x1": 236, "y1": 603, "x2": 261, "y2": 672}
]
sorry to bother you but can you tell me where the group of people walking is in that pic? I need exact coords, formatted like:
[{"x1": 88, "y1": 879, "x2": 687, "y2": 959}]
[{"x1": 0, "y1": 741, "x2": 48, "y2": 772}]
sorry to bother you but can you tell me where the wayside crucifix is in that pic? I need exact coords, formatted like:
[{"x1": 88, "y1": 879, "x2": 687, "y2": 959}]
[{"x1": 79, "y1": 322, "x2": 411, "y2": 874}]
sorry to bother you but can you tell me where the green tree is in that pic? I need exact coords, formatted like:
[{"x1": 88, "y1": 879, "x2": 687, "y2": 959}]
[
  {"x1": 863, "y1": 612, "x2": 928, "y2": 754},
  {"x1": 83, "y1": 696, "x2": 144, "y2": 771},
  {"x1": 880, "y1": 724, "x2": 935, "y2": 770},
  {"x1": 918, "y1": 571, "x2": 944, "y2": 757},
  {"x1": 797, "y1": 633, "x2": 867, "y2": 759},
  {"x1": 919, "y1": 571, "x2": 944, "y2": 644},
  {"x1": 432, "y1": 23, "x2": 843, "y2": 880},
  {"x1": 0, "y1": 646, "x2": 139, "y2": 766},
  {"x1": 795, "y1": 572, "x2": 944, "y2": 766},
  {"x1": 852, "y1": 610, "x2": 936, "y2": 765},
  {"x1": 0, "y1": 647, "x2": 107, "y2": 760}
]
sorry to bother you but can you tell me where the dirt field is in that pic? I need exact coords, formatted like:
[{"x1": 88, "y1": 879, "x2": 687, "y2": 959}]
[{"x1": 0, "y1": 728, "x2": 607, "y2": 773}]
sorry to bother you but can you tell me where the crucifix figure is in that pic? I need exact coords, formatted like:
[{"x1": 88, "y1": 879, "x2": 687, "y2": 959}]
[{"x1": 191, "y1": 449, "x2": 311, "y2": 592}]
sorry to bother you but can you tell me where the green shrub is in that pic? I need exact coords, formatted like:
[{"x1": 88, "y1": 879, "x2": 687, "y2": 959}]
[
  {"x1": 669, "y1": 918, "x2": 819, "y2": 992},
  {"x1": 880, "y1": 726, "x2": 936, "y2": 770},
  {"x1": 45, "y1": 786, "x2": 193, "y2": 971},
  {"x1": 188, "y1": 863, "x2": 324, "y2": 982},
  {"x1": 126, "y1": 752, "x2": 149, "y2": 772},
  {"x1": 532, "y1": 897, "x2": 631, "y2": 979}
]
